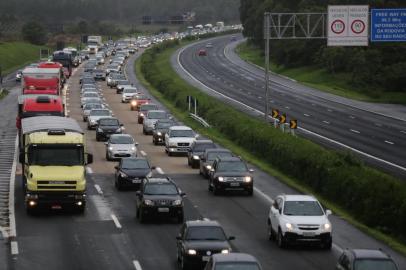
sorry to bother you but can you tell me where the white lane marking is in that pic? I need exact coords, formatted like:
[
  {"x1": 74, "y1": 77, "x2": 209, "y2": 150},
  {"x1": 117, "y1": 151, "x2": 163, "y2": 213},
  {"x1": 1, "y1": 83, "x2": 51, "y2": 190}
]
[
  {"x1": 8, "y1": 136, "x2": 18, "y2": 240},
  {"x1": 86, "y1": 167, "x2": 93, "y2": 174},
  {"x1": 178, "y1": 43, "x2": 406, "y2": 173},
  {"x1": 111, "y1": 214, "x2": 122, "y2": 229},
  {"x1": 375, "y1": 123, "x2": 382, "y2": 127},
  {"x1": 11, "y1": 241, "x2": 18, "y2": 255},
  {"x1": 350, "y1": 129, "x2": 360, "y2": 134},
  {"x1": 328, "y1": 109, "x2": 333, "y2": 112},
  {"x1": 140, "y1": 150, "x2": 147, "y2": 156},
  {"x1": 323, "y1": 121, "x2": 330, "y2": 124},
  {"x1": 400, "y1": 130, "x2": 406, "y2": 134},
  {"x1": 285, "y1": 106, "x2": 290, "y2": 109},
  {"x1": 311, "y1": 103, "x2": 316, "y2": 106},
  {"x1": 94, "y1": 184, "x2": 103, "y2": 195},
  {"x1": 384, "y1": 140, "x2": 394, "y2": 145},
  {"x1": 254, "y1": 187, "x2": 273, "y2": 204},
  {"x1": 156, "y1": 167, "x2": 164, "y2": 174},
  {"x1": 304, "y1": 113, "x2": 310, "y2": 117},
  {"x1": 349, "y1": 115, "x2": 355, "y2": 119},
  {"x1": 258, "y1": 96, "x2": 262, "y2": 99},
  {"x1": 133, "y1": 260, "x2": 142, "y2": 270}
]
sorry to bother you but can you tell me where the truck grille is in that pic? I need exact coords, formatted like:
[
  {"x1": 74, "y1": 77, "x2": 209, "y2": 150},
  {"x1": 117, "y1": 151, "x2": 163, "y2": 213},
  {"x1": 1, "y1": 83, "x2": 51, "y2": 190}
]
[
  {"x1": 37, "y1": 185, "x2": 76, "y2": 190},
  {"x1": 37, "y1": 180, "x2": 77, "y2": 190}
]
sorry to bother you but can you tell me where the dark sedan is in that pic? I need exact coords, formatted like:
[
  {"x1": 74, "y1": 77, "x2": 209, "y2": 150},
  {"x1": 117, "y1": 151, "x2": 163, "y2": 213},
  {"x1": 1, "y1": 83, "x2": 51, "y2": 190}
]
[
  {"x1": 96, "y1": 117, "x2": 124, "y2": 141},
  {"x1": 114, "y1": 158, "x2": 154, "y2": 190},
  {"x1": 187, "y1": 140, "x2": 217, "y2": 169},
  {"x1": 152, "y1": 119, "x2": 176, "y2": 145},
  {"x1": 199, "y1": 149, "x2": 233, "y2": 178}
]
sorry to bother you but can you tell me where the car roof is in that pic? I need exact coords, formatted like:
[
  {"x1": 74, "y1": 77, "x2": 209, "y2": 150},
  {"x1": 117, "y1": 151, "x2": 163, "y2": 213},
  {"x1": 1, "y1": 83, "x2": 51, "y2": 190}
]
[
  {"x1": 282, "y1": 194, "x2": 317, "y2": 202},
  {"x1": 216, "y1": 156, "x2": 242, "y2": 162},
  {"x1": 110, "y1": 134, "x2": 132, "y2": 138},
  {"x1": 145, "y1": 177, "x2": 172, "y2": 184},
  {"x1": 185, "y1": 219, "x2": 221, "y2": 227},
  {"x1": 170, "y1": 125, "x2": 192, "y2": 131},
  {"x1": 350, "y1": 249, "x2": 392, "y2": 260},
  {"x1": 212, "y1": 253, "x2": 259, "y2": 263},
  {"x1": 194, "y1": 139, "x2": 214, "y2": 144},
  {"x1": 205, "y1": 148, "x2": 231, "y2": 154}
]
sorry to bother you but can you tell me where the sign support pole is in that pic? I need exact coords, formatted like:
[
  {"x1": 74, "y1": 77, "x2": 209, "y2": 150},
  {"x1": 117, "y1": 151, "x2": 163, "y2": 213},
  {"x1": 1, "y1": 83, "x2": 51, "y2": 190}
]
[
  {"x1": 264, "y1": 12, "x2": 270, "y2": 122},
  {"x1": 188, "y1": 97, "x2": 191, "y2": 112},
  {"x1": 194, "y1": 98, "x2": 197, "y2": 115}
]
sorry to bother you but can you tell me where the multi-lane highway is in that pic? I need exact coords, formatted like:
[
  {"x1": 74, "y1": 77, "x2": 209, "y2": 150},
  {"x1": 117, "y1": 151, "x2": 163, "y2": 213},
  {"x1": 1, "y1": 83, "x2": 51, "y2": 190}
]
[
  {"x1": 174, "y1": 34, "x2": 406, "y2": 178},
  {"x1": 1, "y1": 43, "x2": 405, "y2": 270}
]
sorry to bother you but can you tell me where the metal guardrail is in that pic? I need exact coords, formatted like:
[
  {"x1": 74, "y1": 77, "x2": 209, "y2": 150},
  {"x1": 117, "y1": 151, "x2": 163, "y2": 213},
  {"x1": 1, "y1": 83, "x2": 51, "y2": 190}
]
[{"x1": 190, "y1": 113, "x2": 210, "y2": 128}]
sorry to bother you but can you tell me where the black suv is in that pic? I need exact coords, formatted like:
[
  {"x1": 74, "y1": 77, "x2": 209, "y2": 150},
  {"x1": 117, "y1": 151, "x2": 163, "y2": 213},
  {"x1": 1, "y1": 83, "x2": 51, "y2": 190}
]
[
  {"x1": 176, "y1": 219, "x2": 235, "y2": 270},
  {"x1": 187, "y1": 140, "x2": 217, "y2": 169},
  {"x1": 136, "y1": 177, "x2": 185, "y2": 223},
  {"x1": 335, "y1": 249, "x2": 398, "y2": 270},
  {"x1": 152, "y1": 119, "x2": 176, "y2": 145},
  {"x1": 114, "y1": 158, "x2": 154, "y2": 190},
  {"x1": 208, "y1": 157, "x2": 254, "y2": 196},
  {"x1": 200, "y1": 149, "x2": 233, "y2": 178},
  {"x1": 96, "y1": 117, "x2": 124, "y2": 141}
]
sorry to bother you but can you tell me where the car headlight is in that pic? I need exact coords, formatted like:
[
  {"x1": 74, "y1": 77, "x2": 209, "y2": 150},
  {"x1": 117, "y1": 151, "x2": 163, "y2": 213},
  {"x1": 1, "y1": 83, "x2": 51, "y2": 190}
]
[
  {"x1": 172, "y1": 199, "x2": 182, "y2": 206},
  {"x1": 218, "y1": 176, "x2": 224, "y2": 182},
  {"x1": 91, "y1": 119, "x2": 96, "y2": 124},
  {"x1": 108, "y1": 146, "x2": 113, "y2": 151},
  {"x1": 120, "y1": 172, "x2": 128, "y2": 178},
  {"x1": 131, "y1": 146, "x2": 136, "y2": 151},
  {"x1": 131, "y1": 101, "x2": 137, "y2": 106},
  {"x1": 323, "y1": 223, "x2": 331, "y2": 230},
  {"x1": 285, "y1": 223, "x2": 294, "y2": 231},
  {"x1": 157, "y1": 132, "x2": 162, "y2": 136},
  {"x1": 144, "y1": 199, "x2": 154, "y2": 206},
  {"x1": 140, "y1": 113, "x2": 144, "y2": 117},
  {"x1": 221, "y1": 249, "x2": 230, "y2": 254},
  {"x1": 192, "y1": 155, "x2": 199, "y2": 160},
  {"x1": 116, "y1": 128, "x2": 122, "y2": 132},
  {"x1": 244, "y1": 176, "x2": 252, "y2": 183},
  {"x1": 206, "y1": 165, "x2": 212, "y2": 170},
  {"x1": 187, "y1": 249, "x2": 197, "y2": 255},
  {"x1": 97, "y1": 128, "x2": 102, "y2": 132}
]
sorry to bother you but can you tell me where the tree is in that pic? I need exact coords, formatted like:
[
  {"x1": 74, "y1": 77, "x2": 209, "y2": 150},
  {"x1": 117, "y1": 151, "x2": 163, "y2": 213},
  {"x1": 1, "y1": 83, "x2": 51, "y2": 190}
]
[
  {"x1": 77, "y1": 20, "x2": 88, "y2": 34},
  {"x1": 21, "y1": 21, "x2": 46, "y2": 45}
]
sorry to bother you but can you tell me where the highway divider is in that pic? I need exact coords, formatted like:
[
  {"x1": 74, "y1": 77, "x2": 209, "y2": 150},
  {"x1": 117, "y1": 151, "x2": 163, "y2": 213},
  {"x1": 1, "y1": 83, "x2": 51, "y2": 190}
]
[{"x1": 139, "y1": 39, "x2": 406, "y2": 249}]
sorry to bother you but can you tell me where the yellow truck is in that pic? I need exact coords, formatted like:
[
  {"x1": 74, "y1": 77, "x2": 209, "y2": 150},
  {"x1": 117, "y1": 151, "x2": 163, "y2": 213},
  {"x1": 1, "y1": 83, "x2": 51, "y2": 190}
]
[{"x1": 19, "y1": 116, "x2": 93, "y2": 214}]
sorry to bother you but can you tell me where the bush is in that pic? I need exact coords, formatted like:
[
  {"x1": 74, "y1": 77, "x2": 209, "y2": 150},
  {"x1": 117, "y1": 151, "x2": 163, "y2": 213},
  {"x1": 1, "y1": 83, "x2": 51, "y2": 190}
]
[
  {"x1": 21, "y1": 21, "x2": 47, "y2": 45},
  {"x1": 140, "y1": 39, "x2": 406, "y2": 243}
]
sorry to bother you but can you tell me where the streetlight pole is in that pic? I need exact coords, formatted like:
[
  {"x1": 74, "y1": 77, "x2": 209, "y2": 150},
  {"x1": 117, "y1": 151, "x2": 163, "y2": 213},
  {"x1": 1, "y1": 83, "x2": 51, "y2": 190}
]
[{"x1": 264, "y1": 12, "x2": 270, "y2": 122}]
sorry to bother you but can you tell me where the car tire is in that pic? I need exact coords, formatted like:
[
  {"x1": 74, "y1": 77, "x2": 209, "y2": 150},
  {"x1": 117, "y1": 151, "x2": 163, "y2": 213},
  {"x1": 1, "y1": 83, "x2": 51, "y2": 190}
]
[
  {"x1": 83, "y1": 117, "x2": 86, "y2": 122},
  {"x1": 153, "y1": 138, "x2": 157, "y2": 145},
  {"x1": 142, "y1": 128, "x2": 146, "y2": 135},
  {"x1": 247, "y1": 188, "x2": 254, "y2": 196},
  {"x1": 277, "y1": 229, "x2": 287, "y2": 248},
  {"x1": 180, "y1": 254, "x2": 189, "y2": 270},
  {"x1": 137, "y1": 119, "x2": 141, "y2": 123},
  {"x1": 96, "y1": 135, "x2": 100, "y2": 141},
  {"x1": 76, "y1": 204, "x2": 86, "y2": 214},
  {"x1": 177, "y1": 213, "x2": 184, "y2": 224},
  {"x1": 213, "y1": 185, "x2": 220, "y2": 196},
  {"x1": 139, "y1": 209, "x2": 146, "y2": 223},
  {"x1": 267, "y1": 219, "x2": 275, "y2": 241},
  {"x1": 87, "y1": 124, "x2": 91, "y2": 130},
  {"x1": 106, "y1": 152, "x2": 111, "y2": 161},
  {"x1": 187, "y1": 158, "x2": 191, "y2": 166},
  {"x1": 208, "y1": 180, "x2": 213, "y2": 192},
  {"x1": 322, "y1": 239, "x2": 332, "y2": 250}
]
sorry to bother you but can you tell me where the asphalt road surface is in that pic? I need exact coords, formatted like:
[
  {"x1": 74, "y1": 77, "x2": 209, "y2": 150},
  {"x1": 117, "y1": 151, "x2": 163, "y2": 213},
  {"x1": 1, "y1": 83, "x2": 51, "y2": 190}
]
[
  {"x1": 1, "y1": 48, "x2": 405, "y2": 270},
  {"x1": 173, "y1": 34, "x2": 406, "y2": 179}
]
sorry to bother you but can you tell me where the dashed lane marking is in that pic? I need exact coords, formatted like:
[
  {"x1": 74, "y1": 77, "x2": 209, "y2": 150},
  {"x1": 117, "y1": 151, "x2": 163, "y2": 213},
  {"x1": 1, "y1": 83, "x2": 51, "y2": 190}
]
[
  {"x1": 86, "y1": 167, "x2": 93, "y2": 174},
  {"x1": 140, "y1": 151, "x2": 147, "y2": 156},
  {"x1": 350, "y1": 129, "x2": 360, "y2": 134},
  {"x1": 323, "y1": 121, "x2": 330, "y2": 124},
  {"x1": 156, "y1": 167, "x2": 164, "y2": 174},
  {"x1": 385, "y1": 140, "x2": 394, "y2": 145},
  {"x1": 11, "y1": 241, "x2": 18, "y2": 255},
  {"x1": 304, "y1": 113, "x2": 310, "y2": 117},
  {"x1": 111, "y1": 214, "x2": 122, "y2": 229},
  {"x1": 94, "y1": 184, "x2": 103, "y2": 195},
  {"x1": 133, "y1": 260, "x2": 142, "y2": 270}
]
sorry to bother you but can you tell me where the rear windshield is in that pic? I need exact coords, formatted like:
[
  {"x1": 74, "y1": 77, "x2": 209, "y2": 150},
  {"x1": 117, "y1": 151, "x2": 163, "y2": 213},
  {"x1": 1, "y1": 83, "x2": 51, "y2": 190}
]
[
  {"x1": 90, "y1": 110, "x2": 110, "y2": 116},
  {"x1": 147, "y1": 111, "x2": 167, "y2": 119},
  {"x1": 193, "y1": 143, "x2": 216, "y2": 152},
  {"x1": 207, "y1": 152, "x2": 232, "y2": 161},
  {"x1": 354, "y1": 259, "x2": 398, "y2": 270},
  {"x1": 110, "y1": 136, "x2": 134, "y2": 144},
  {"x1": 99, "y1": 118, "x2": 119, "y2": 126}
]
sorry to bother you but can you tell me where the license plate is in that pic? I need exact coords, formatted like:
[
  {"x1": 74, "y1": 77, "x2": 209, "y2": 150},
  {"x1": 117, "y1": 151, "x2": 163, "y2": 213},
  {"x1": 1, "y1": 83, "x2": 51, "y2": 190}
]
[
  {"x1": 202, "y1": 256, "x2": 210, "y2": 261},
  {"x1": 158, "y1": 207, "x2": 169, "y2": 213},
  {"x1": 230, "y1": 182, "x2": 240, "y2": 187},
  {"x1": 51, "y1": 205, "x2": 62, "y2": 209},
  {"x1": 303, "y1": 232, "x2": 316, "y2": 237},
  {"x1": 132, "y1": 179, "x2": 141, "y2": 183}
]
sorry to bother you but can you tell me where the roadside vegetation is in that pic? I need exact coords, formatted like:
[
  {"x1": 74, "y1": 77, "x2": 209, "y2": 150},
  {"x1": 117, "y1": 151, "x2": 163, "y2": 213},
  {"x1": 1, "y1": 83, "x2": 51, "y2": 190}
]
[
  {"x1": 0, "y1": 89, "x2": 8, "y2": 100},
  {"x1": 0, "y1": 42, "x2": 44, "y2": 73},
  {"x1": 236, "y1": 42, "x2": 406, "y2": 104},
  {"x1": 239, "y1": 0, "x2": 406, "y2": 105},
  {"x1": 137, "y1": 38, "x2": 406, "y2": 255}
]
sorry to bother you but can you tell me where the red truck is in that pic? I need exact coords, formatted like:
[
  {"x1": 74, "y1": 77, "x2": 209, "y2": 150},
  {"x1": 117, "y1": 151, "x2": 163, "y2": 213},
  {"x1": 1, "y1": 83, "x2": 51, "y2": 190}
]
[
  {"x1": 16, "y1": 95, "x2": 64, "y2": 130},
  {"x1": 38, "y1": 61, "x2": 65, "y2": 84},
  {"x1": 21, "y1": 67, "x2": 62, "y2": 95}
]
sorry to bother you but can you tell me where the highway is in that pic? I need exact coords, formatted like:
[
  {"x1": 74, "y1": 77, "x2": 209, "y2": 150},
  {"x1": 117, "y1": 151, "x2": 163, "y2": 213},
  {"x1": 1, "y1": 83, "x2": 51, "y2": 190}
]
[
  {"x1": 1, "y1": 47, "x2": 405, "y2": 270},
  {"x1": 173, "y1": 34, "x2": 406, "y2": 178}
]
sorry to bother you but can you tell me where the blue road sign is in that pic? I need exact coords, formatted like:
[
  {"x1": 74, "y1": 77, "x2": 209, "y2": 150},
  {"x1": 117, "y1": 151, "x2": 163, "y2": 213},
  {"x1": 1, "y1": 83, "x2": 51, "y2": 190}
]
[{"x1": 371, "y1": 9, "x2": 406, "y2": 42}]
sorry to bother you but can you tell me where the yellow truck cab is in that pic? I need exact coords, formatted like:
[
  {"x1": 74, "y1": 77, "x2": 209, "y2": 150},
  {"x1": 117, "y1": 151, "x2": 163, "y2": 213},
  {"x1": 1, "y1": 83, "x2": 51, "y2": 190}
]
[{"x1": 19, "y1": 116, "x2": 93, "y2": 214}]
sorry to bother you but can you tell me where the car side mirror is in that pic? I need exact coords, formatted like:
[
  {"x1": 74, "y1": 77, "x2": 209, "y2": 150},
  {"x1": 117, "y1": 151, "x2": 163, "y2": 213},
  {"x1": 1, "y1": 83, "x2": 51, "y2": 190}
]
[
  {"x1": 228, "y1": 236, "x2": 235, "y2": 241},
  {"x1": 326, "y1": 209, "x2": 332, "y2": 216},
  {"x1": 114, "y1": 165, "x2": 119, "y2": 170},
  {"x1": 120, "y1": 123, "x2": 124, "y2": 126},
  {"x1": 249, "y1": 169, "x2": 254, "y2": 173},
  {"x1": 151, "y1": 166, "x2": 156, "y2": 169},
  {"x1": 176, "y1": 235, "x2": 182, "y2": 240},
  {"x1": 86, "y1": 153, "x2": 93, "y2": 165},
  {"x1": 135, "y1": 142, "x2": 139, "y2": 146},
  {"x1": 180, "y1": 192, "x2": 186, "y2": 197}
]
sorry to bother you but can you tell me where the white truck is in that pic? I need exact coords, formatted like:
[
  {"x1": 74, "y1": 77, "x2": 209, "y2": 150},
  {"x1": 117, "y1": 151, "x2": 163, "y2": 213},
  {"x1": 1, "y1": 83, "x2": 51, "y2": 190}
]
[{"x1": 87, "y1": 36, "x2": 102, "y2": 54}]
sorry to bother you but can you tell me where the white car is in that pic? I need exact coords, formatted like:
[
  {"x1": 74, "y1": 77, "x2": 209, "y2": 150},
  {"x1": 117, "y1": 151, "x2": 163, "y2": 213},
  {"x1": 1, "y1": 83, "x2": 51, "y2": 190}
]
[
  {"x1": 105, "y1": 134, "x2": 138, "y2": 161},
  {"x1": 142, "y1": 110, "x2": 169, "y2": 134},
  {"x1": 267, "y1": 194, "x2": 332, "y2": 249},
  {"x1": 82, "y1": 103, "x2": 105, "y2": 121},
  {"x1": 165, "y1": 126, "x2": 196, "y2": 156},
  {"x1": 87, "y1": 109, "x2": 113, "y2": 129},
  {"x1": 121, "y1": 87, "x2": 139, "y2": 103}
]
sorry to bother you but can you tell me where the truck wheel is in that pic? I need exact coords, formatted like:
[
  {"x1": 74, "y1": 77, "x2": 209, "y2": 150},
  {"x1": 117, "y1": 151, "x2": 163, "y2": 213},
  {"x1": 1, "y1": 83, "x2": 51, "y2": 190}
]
[
  {"x1": 139, "y1": 210, "x2": 146, "y2": 223},
  {"x1": 96, "y1": 135, "x2": 100, "y2": 141},
  {"x1": 177, "y1": 213, "x2": 184, "y2": 224}
]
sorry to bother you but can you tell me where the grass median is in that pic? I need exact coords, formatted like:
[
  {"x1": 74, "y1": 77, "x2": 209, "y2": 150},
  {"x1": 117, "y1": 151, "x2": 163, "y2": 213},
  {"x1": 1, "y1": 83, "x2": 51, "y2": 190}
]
[
  {"x1": 236, "y1": 42, "x2": 406, "y2": 104},
  {"x1": 0, "y1": 89, "x2": 8, "y2": 100},
  {"x1": 0, "y1": 41, "x2": 46, "y2": 74},
  {"x1": 136, "y1": 39, "x2": 406, "y2": 256}
]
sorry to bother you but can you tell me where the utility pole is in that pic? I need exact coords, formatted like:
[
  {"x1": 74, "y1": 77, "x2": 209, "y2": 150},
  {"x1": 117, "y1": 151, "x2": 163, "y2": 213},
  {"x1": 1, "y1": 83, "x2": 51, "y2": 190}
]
[{"x1": 264, "y1": 12, "x2": 270, "y2": 122}]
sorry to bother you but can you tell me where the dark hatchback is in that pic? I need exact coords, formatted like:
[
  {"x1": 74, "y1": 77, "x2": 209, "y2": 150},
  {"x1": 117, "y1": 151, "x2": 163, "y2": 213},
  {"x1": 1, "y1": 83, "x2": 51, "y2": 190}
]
[
  {"x1": 204, "y1": 253, "x2": 262, "y2": 270},
  {"x1": 176, "y1": 220, "x2": 235, "y2": 270},
  {"x1": 208, "y1": 157, "x2": 254, "y2": 196},
  {"x1": 114, "y1": 158, "x2": 153, "y2": 190},
  {"x1": 96, "y1": 117, "x2": 124, "y2": 141},
  {"x1": 187, "y1": 140, "x2": 217, "y2": 169},
  {"x1": 152, "y1": 119, "x2": 176, "y2": 145},
  {"x1": 136, "y1": 177, "x2": 185, "y2": 223},
  {"x1": 199, "y1": 149, "x2": 233, "y2": 178},
  {"x1": 137, "y1": 103, "x2": 159, "y2": 124},
  {"x1": 335, "y1": 249, "x2": 398, "y2": 270}
]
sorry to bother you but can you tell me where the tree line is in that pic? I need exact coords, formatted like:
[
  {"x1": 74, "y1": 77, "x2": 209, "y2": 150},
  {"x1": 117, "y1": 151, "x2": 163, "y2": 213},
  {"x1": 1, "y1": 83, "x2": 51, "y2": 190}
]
[{"x1": 240, "y1": 0, "x2": 406, "y2": 94}]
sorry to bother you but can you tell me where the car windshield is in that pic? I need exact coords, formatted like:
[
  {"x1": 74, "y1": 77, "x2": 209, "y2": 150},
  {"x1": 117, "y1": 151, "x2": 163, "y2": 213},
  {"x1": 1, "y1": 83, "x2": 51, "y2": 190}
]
[
  {"x1": 185, "y1": 226, "x2": 227, "y2": 241},
  {"x1": 148, "y1": 111, "x2": 167, "y2": 119},
  {"x1": 99, "y1": 119, "x2": 119, "y2": 126},
  {"x1": 124, "y1": 88, "x2": 137, "y2": 93},
  {"x1": 283, "y1": 201, "x2": 324, "y2": 216},
  {"x1": 84, "y1": 104, "x2": 102, "y2": 110},
  {"x1": 90, "y1": 110, "x2": 110, "y2": 116},
  {"x1": 193, "y1": 143, "x2": 216, "y2": 152},
  {"x1": 207, "y1": 152, "x2": 233, "y2": 161},
  {"x1": 141, "y1": 105, "x2": 158, "y2": 111},
  {"x1": 215, "y1": 262, "x2": 261, "y2": 270},
  {"x1": 144, "y1": 183, "x2": 178, "y2": 195},
  {"x1": 121, "y1": 159, "x2": 149, "y2": 169},
  {"x1": 83, "y1": 93, "x2": 99, "y2": 98},
  {"x1": 110, "y1": 136, "x2": 133, "y2": 144},
  {"x1": 354, "y1": 259, "x2": 398, "y2": 270},
  {"x1": 217, "y1": 161, "x2": 247, "y2": 172},
  {"x1": 170, "y1": 130, "x2": 194, "y2": 138}
]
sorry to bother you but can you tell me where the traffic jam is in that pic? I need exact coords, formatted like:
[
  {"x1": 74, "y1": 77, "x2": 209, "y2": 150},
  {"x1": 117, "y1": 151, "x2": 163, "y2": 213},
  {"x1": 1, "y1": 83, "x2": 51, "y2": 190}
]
[{"x1": 12, "y1": 33, "x2": 400, "y2": 270}]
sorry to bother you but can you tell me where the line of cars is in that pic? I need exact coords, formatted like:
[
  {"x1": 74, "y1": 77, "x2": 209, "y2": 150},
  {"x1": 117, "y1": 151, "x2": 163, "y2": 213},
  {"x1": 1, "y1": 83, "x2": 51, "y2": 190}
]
[{"x1": 78, "y1": 37, "x2": 399, "y2": 270}]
